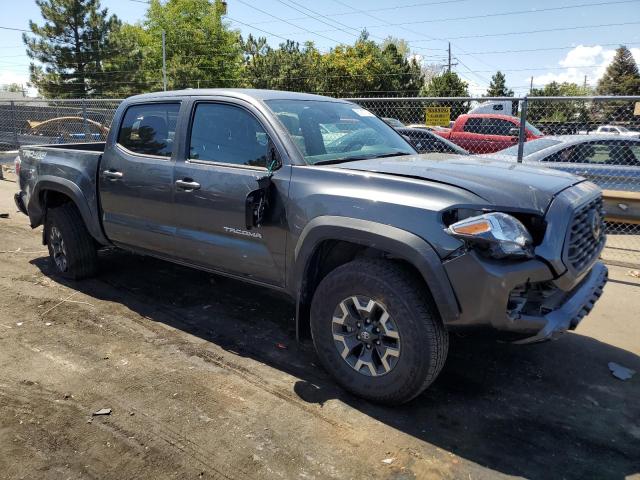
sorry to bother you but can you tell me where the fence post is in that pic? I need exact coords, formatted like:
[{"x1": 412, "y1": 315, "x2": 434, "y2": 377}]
[
  {"x1": 82, "y1": 99, "x2": 90, "y2": 139},
  {"x1": 517, "y1": 96, "x2": 528, "y2": 163},
  {"x1": 10, "y1": 101, "x2": 19, "y2": 149}
]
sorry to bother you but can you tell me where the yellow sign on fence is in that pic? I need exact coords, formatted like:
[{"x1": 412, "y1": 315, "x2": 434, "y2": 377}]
[
  {"x1": 425, "y1": 106, "x2": 451, "y2": 127},
  {"x1": 634, "y1": 102, "x2": 640, "y2": 116}
]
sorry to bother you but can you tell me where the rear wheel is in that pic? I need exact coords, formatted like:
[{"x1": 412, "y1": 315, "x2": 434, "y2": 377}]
[
  {"x1": 45, "y1": 203, "x2": 97, "y2": 280},
  {"x1": 310, "y1": 258, "x2": 448, "y2": 405}
]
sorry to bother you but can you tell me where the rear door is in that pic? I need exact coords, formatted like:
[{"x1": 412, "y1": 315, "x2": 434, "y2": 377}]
[
  {"x1": 99, "y1": 101, "x2": 181, "y2": 254},
  {"x1": 170, "y1": 99, "x2": 289, "y2": 286}
]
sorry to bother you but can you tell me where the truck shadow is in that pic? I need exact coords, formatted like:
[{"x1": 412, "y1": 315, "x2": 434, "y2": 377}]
[{"x1": 31, "y1": 250, "x2": 640, "y2": 480}]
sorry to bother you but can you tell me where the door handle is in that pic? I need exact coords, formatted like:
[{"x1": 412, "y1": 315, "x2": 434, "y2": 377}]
[
  {"x1": 103, "y1": 169, "x2": 123, "y2": 180},
  {"x1": 176, "y1": 179, "x2": 201, "y2": 191}
]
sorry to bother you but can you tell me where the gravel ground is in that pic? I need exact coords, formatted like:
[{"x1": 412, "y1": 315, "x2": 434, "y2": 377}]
[{"x1": 1, "y1": 168, "x2": 639, "y2": 480}]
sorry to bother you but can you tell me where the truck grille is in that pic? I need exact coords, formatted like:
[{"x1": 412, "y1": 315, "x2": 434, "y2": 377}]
[{"x1": 566, "y1": 195, "x2": 605, "y2": 273}]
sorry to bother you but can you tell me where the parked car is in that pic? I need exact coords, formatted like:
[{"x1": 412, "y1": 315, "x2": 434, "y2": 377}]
[
  {"x1": 15, "y1": 89, "x2": 607, "y2": 405},
  {"x1": 579, "y1": 125, "x2": 640, "y2": 138},
  {"x1": 405, "y1": 123, "x2": 450, "y2": 132},
  {"x1": 434, "y1": 113, "x2": 543, "y2": 154},
  {"x1": 396, "y1": 127, "x2": 468, "y2": 154},
  {"x1": 381, "y1": 117, "x2": 405, "y2": 128},
  {"x1": 490, "y1": 136, "x2": 640, "y2": 224}
]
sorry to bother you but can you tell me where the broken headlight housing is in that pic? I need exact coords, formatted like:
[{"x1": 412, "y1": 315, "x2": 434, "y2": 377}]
[{"x1": 445, "y1": 212, "x2": 533, "y2": 259}]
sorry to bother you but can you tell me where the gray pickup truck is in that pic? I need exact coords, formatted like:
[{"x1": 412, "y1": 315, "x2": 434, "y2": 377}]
[{"x1": 15, "y1": 89, "x2": 608, "y2": 404}]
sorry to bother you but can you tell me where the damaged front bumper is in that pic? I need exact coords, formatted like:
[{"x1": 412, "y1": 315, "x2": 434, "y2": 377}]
[{"x1": 443, "y1": 250, "x2": 608, "y2": 343}]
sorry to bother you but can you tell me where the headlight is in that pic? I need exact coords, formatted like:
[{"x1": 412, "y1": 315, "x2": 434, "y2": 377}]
[{"x1": 445, "y1": 212, "x2": 533, "y2": 259}]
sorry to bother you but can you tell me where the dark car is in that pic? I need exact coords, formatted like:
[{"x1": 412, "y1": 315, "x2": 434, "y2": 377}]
[
  {"x1": 15, "y1": 89, "x2": 607, "y2": 404},
  {"x1": 396, "y1": 127, "x2": 468, "y2": 155}
]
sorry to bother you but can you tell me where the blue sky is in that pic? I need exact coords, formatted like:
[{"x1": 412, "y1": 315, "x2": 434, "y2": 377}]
[{"x1": 1, "y1": 0, "x2": 639, "y2": 96}]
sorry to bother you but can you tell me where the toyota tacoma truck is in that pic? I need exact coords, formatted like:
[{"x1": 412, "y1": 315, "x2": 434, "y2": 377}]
[
  {"x1": 14, "y1": 89, "x2": 608, "y2": 404},
  {"x1": 435, "y1": 113, "x2": 543, "y2": 153}
]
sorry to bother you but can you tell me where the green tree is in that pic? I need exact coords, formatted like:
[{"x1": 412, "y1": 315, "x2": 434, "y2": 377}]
[
  {"x1": 243, "y1": 37, "x2": 323, "y2": 92},
  {"x1": 23, "y1": 0, "x2": 121, "y2": 98},
  {"x1": 1, "y1": 83, "x2": 24, "y2": 93},
  {"x1": 597, "y1": 45, "x2": 640, "y2": 95},
  {"x1": 528, "y1": 81, "x2": 592, "y2": 128},
  {"x1": 421, "y1": 71, "x2": 469, "y2": 97},
  {"x1": 380, "y1": 36, "x2": 410, "y2": 59},
  {"x1": 595, "y1": 45, "x2": 640, "y2": 120},
  {"x1": 420, "y1": 71, "x2": 469, "y2": 121},
  {"x1": 318, "y1": 32, "x2": 423, "y2": 98},
  {"x1": 144, "y1": 0, "x2": 244, "y2": 90},
  {"x1": 485, "y1": 71, "x2": 513, "y2": 97}
]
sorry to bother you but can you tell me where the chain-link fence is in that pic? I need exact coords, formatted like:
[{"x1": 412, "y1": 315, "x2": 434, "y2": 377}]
[{"x1": 1, "y1": 95, "x2": 639, "y2": 267}]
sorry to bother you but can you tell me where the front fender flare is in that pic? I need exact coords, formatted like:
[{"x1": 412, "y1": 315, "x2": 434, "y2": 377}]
[{"x1": 292, "y1": 216, "x2": 460, "y2": 338}]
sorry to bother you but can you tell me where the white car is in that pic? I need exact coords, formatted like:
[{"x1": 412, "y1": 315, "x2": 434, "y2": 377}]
[{"x1": 581, "y1": 125, "x2": 640, "y2": 138}]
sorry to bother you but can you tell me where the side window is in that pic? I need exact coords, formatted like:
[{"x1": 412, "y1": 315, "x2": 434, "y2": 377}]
[
  {"x1": 463, "y1": 117, "x2": 483, "y2": 133},
  {"x1": 608, "y1": 141, "x2": 640, "y2": 166},
  {"x1": 117, "y1": 103, "x2": 180, "y2": 157},
  {"x1": 492, "y1": 119, "x2": 517, "y2": 136},
  {"x1": 189, "y1": 103, "x2": 269, "y2": 168}
]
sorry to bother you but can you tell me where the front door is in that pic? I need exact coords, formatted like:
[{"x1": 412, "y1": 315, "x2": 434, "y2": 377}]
[
  {"x1": 171, "y1": 100, "x2": 288, "y2": 287},
  {"x1": 99, "y1": 102, "x2": 182, "y2": 254}
]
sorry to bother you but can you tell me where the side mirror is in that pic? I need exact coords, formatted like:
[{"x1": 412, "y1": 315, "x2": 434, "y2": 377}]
[{"x1": 508, "y1": 127, "x2": 520, "y2": 137}]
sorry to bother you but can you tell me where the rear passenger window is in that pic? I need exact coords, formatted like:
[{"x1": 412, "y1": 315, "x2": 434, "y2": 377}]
[
  {"x1": 189, "y1": 103, "x2": 269, "y2": 168},
  {"x1": 117, "y1": 103, "x2": 180, "y2": 157}
]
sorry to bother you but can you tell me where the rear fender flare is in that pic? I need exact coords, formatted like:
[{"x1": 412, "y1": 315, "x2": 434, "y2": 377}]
[{"x1": 30, "y1": 177, "x2": 108, "y2": 245}]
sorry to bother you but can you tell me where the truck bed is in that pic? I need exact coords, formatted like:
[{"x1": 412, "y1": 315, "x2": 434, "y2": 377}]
[{"x1": 18, "y1": 142, "x2": 106, "y2": 243}]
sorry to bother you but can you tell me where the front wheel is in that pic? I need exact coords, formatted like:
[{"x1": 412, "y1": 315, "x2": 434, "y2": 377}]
[{"x1": 310, "y1": 258, "x2": 448, "y2": 405}]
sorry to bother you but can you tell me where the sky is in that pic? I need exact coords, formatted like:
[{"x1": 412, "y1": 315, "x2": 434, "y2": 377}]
[{"x1": 1, "y1": 0, "x2": 639, "y2": 96}]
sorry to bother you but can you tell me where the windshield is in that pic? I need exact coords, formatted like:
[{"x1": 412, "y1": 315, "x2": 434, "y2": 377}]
[
  {"x1": 618, "y1": 126, "x2": 630, "y2": 132},
  {"x1": 525, "y1": 121, "x2": 543, "y2": 136},
  {"x1": 265, "y1": 99, "x2": 415, "y2": 164},
  {"x1": 499, "y1": 138, "x2": 562, "y2": 156}
]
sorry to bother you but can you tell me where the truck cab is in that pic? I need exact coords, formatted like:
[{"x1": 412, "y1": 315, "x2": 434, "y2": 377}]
[{"x1": 435, "y1": 113, "x2": 543, "y2": 154}]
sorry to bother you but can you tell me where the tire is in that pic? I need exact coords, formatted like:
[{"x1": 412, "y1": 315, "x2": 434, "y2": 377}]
[
  {"x1": 45, "y1": 203, "x2": 98, "y2": 280},
  {"x1": 310, "y1": 258, "x2": 448, "y2": 405}
]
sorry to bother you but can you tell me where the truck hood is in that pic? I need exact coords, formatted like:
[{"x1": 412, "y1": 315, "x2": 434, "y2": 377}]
[{"x1": 334, "y1": 153, "x2": 582, "y2": 213}]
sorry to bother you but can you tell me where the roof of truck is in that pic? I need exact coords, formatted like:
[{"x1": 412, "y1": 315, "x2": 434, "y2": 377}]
[{"x1": 125, "y1": 88, "x2": 349, "y2": 103}]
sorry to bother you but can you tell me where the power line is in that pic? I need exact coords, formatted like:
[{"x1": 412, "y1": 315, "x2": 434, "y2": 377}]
[
  {"x1": 233, "y1": 0, "x2": 347, "y2": 44},
  {"x1": 249, "y1": 0, "x2": 474, "y2": 25},
  {"x1": 410, "y1": 20, "x2": 640, "y2": 42},
  {"x1": 280, "y1": 0, "x2": 640, "y2": 34},
  {"x1": 0, "y1": 25, "x2": 30, "y2": 32},
  {"x1": 456, "y1": 42, "x2": 640, "y2": 56}
]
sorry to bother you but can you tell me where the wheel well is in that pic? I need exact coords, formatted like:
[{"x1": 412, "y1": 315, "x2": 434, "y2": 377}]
[
  {"x1": 41, "y1": 189, "x2": 73, "y2": 210},
  {"x1": 40, "y1": 190, "x2": 74, "y2": 244},
  {"x1": 297, "y1": 239, "x2": 430, "y2": 339}
]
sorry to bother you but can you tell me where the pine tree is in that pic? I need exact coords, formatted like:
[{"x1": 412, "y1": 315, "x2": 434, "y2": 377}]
[
  {"x1": 597, "y1": 45, "x2": 640, "y2": 95},
  {"x1": 23, "y1": 0, "x2": 121, "y2": 98},
  {"x1": 485, "y1": 71, "x2": 513, "y2": 97}
]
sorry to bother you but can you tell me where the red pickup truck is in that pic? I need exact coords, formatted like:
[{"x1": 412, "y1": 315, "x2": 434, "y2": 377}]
[{"x1": 435, "y1": 113, "x2": 543, "y2": 154}]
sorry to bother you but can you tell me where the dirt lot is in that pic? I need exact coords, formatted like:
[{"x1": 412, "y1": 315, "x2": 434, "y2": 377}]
[{"x1": 0, "y1": 170, "x2": 639, "y2": 480}]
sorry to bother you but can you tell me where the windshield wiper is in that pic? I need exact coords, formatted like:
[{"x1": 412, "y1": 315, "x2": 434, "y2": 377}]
[{"x1": 312, "y1": 151, "x2": 411, "y2": 166}]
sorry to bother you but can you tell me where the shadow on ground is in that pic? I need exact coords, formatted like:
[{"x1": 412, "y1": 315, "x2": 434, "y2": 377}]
[{"x1": 32, "y1": 250, "x2": 640, "y2": 480}]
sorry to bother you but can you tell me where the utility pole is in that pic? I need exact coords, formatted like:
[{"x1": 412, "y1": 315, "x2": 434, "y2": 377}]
[
  {"x1": 583, "y1": 75, "x2": 588, "y2": 88},
  {"x1": 529, "y1": 76, "x2": 533, "y2": 93},
  {"x1": 162, "y1": 30, "x2": 167, "y2": 91},
  {"x1": 448, "y1": 42, "x2": 452, "y2": 73}
]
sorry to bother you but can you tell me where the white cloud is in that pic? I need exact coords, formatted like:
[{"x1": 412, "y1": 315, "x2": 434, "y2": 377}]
[{"x1": 531, "y1": 45, "x2": 640, "y2": 89}]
